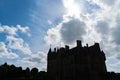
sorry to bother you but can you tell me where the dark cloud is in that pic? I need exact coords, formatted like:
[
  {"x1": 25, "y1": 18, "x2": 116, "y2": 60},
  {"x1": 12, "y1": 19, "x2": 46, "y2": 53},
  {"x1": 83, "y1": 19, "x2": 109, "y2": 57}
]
[{"x1": 60, "y1": 19, "x2": 86, "y2": 44}]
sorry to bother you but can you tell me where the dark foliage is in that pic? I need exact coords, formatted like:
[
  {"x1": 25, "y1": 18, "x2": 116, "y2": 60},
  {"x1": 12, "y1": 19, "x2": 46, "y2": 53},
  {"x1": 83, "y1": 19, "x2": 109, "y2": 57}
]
[{"x1": 0, "y1": 62, "x2": 47, "y2": 80}]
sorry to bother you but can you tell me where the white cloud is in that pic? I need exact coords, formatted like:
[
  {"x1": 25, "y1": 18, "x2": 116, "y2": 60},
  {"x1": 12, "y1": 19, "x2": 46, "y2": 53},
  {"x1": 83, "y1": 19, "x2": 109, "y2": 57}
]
[
  {"x1": 0, "y1": 27, "x2": 4, "y2": 32},
  {"x1": 16, "y1": 25, "x2": 31, "y2": 37},
  {"x1": 0, "y1": 25, "x2": 31, "y2": 36},
  {"x1": 4, "y1": 25, "x2": 18, "y2": 35},
  {"x1": 0, "y1": 24, "x2": 32, "y2": 55},
  {"x1": 44, "y1": 24, "x2": 61, "y2": 45},
  {"x1": 17, "y1": 25, "x2": 29, "y2": 33},
  {"x1": 6, "y1": 35, "x2": 31, "y2": 55},
  {"x1": 0, "y1": 42, "x2": 18, "y2": 59}
]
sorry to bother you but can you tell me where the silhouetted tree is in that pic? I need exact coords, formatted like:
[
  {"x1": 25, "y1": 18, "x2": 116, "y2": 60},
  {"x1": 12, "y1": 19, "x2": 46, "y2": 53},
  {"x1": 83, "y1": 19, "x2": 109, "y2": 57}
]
[
  {"x1": 0, "y1": 63, "x2": 48, "y2": 80},
  {"x1": 25, "y1": 67, "x2": 30, "y2": 78},
  {"x1": 16, "y1": 66, "x2": 23, "y2": 78},
  {"x1": 31, "y1": 67, "x2": 38, "y2": 79}
]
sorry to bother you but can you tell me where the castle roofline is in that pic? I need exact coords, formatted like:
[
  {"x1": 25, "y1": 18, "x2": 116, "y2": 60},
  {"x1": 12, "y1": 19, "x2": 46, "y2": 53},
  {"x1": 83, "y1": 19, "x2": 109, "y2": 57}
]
[{"x1": 48, "y1": 40, "x2": 102, "y2": 54}]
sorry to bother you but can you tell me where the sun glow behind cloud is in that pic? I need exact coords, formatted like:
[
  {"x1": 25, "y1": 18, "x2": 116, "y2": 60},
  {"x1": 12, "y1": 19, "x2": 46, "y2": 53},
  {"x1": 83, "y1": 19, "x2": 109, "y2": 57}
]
[{"x1": 62, "y1": 0, "x2": 81, "y2": 18}]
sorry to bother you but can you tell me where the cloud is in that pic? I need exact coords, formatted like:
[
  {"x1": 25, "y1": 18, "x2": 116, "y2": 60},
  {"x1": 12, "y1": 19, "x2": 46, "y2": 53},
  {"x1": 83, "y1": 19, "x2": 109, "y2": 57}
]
[
  {"x1": 62, "y1": 0, "x2": 81, "y2": 18},
  {"x1": 3, "y1": 26, "x2": 18, "y2": 35},
  {"x1": 111, "y1": 15, "x2": 120, "y2": 45},
  {"x1": 17, "y1": 25, "x2": 29, "y2": 33},
  {"x1": 18, "y1": 51, "x2": 47, "y2": 71},
  {"x1": 6, "y1": 35, "x2": 31, "y2": 55},
  {"x1": 102, "y1": 0, "x2": 115, "y2": 6},
  {"x1": 94, "y1": 20, "x2": 110, "y2": 43},
  {"x1": 60, "y1": 18, "x2": 86, "y2": 44},
  {"x1": 44, "y1": 24, "x2": 61, "y2": 45},
  {"x1": 0, "y1": 24, "x2": 46, "y2": 70},
  {"x1": 24, "y1": 51, "x2": 46, "y2": 64},
  {"x1": 17, "y1": 25, "x2": 31, "y2": 36},
  {"x1": 95, "y1": 21, "x2": 109, "y2": 34},
  {"x1": 0, "y1": 42, "x2": 18, "y2": 59},
  {"x1": 0, "y1": 24, "x2": 32, "y2": 55},
  {"x1": 0, "y1": 25, "x2": 30, "y2": 36}
]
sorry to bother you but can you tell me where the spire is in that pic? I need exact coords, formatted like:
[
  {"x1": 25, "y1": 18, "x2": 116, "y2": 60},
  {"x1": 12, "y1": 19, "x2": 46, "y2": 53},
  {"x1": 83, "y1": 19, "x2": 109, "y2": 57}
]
[
  {"x1": 48, "y1": 44, "x2": 52, "y2": 54},
  {"x1": 48, "y1": 48, "x2": 52, "y2": 54}
]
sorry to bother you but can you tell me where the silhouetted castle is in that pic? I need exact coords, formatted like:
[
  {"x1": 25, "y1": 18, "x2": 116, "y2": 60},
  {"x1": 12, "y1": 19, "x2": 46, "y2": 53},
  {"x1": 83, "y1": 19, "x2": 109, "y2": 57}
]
[{"x1": 47, "y1": 40, "x2": 107, "y2": 80}]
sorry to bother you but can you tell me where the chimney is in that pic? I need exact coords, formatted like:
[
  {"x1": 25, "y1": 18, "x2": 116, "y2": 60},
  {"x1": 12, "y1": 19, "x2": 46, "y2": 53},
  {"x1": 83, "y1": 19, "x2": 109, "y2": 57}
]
[
  {"x1": 54, "y1": 48, "x2": 56, "y2": 52},
  {"x1": 86, "y1": 43, "x2": 88, "y2": 47},
  {"x1": 94, "y1": 43, "x2": 100, "y2": 51},
  {"x1": 65, "y1": 45, "x2": 69, "y2": 50},
  {"x1": 77, "y1": 40, "x2": 82, "y2": 47}
]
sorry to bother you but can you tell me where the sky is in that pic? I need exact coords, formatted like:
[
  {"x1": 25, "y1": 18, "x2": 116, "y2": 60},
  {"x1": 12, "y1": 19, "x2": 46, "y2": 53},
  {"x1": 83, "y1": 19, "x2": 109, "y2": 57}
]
[{"x1": 0, "y1": 0, "x2": 120, "y2": 72}]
